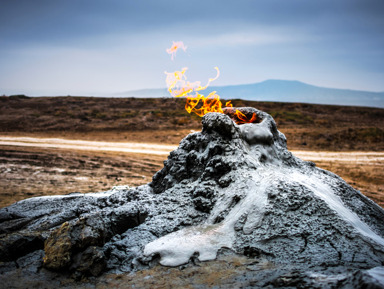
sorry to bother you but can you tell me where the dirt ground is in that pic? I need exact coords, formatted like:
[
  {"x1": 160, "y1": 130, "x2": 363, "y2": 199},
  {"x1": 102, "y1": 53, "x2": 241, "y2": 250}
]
[
  {"x1": 1, "y1": 96, "x2": 383, "y2": 209},
  {"x1": 1, "y1": 96, "x2": 384, "y2": 151},
  {"x1": 0, "y1": 141, "x2": 383, "y2": 209},
  {"x1": 0, "y1": 146, "x2": 164, "y2": 208}
]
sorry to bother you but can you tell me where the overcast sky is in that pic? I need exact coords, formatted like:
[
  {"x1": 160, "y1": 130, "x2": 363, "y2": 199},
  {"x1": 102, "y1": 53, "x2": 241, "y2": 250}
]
[{"x1": 1, "y1": 0, "x2": 384, "y2": 96}]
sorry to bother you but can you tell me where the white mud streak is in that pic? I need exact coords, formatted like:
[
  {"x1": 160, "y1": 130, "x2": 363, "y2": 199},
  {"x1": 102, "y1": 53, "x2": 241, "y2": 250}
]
[
  {"x1": 144, "y1": 170, "x2": 270, "y2": 266},
  {"x1": 145, "y1": 165, "x2": 384, "y2": 266}
]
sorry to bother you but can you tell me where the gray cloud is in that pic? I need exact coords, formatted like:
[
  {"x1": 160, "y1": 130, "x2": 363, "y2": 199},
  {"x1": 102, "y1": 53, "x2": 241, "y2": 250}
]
[{"x1": 1, "y1": 0, "x2": 383, "y2": 94}]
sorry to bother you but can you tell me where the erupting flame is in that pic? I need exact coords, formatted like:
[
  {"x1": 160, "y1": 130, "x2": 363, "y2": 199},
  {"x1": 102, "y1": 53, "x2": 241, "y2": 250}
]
[
  {"x1": 165, "y1": 67, "x2": 226, "y2": 116},
  {"x1": 165, "y1": 42, "x2": 257, "y2": 124},
  {"x1": 234, "y1": 110, "x2": 258, "y2": 124},
  {"x1": 166, "y1": 41, "x2": 187, "y2": 60}
]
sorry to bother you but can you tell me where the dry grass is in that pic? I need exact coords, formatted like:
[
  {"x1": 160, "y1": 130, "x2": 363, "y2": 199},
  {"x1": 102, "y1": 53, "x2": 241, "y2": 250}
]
[
  {"x1": 0, "y1": 96, "x2": 383, "y2": 208},
  {"x1": 1, "y1": 96, "x2": 383, "y2": 151}
]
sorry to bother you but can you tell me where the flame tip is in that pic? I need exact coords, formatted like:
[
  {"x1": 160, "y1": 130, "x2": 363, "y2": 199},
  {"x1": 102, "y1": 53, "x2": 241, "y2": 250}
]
[{"x1": 165, "y1": 42, "x2": 256, "y2": 125}]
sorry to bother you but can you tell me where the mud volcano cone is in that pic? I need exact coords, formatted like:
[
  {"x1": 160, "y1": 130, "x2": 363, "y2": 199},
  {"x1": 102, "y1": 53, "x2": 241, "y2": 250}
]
[
  {"x1": 146, "y1": 108, "x2": 384, "y2": 266},
  {"x1": 1, "y1": 107, "x2": 384, "y2": 287}
]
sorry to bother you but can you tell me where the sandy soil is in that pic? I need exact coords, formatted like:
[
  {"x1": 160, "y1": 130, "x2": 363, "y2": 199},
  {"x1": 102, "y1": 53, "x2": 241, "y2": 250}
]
[
  {"x1": 0, "y1": 136, "x2": 177, "y2": 155},
  {"x1": 2, "y1": 136, "x2": 384, "y2": 161},
  {"x1": 0, "y1": 145, "x2": 164, "y2": 208},
  {"x1": 1, "y1": 136, "x2": 383, "y2": 208}
]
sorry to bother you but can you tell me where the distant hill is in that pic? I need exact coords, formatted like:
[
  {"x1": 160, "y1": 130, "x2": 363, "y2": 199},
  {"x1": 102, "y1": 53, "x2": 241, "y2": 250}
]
[{"x1": 115, "y1": 80, "x2": 384, "y2": 108}]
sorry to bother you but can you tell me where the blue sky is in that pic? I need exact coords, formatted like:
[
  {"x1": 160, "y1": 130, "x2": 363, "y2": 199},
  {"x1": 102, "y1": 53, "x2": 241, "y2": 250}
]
[{"x1": 1, "y1": 0, "x2": 384, "y2": 96}]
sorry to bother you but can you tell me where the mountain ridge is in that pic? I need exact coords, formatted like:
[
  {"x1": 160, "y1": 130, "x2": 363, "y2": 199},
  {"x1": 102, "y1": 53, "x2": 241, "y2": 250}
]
[{"x1": 115, "y1": 79, "x2": 384, "y2": 108}]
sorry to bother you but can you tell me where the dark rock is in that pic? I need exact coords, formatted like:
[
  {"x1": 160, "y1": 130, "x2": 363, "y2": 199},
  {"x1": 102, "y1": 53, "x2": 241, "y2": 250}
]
[
  {"x1": 0, "y1": 217, "x2": 33, "y2": 234},
  {"x1": 202, "y1": 111, "x2": 238, "y2": 139},
  {"x1": 0, "y1": 231, "x2": 44, "y2": 262},
  {"x1": 16, "y1": 250, "x2": 44, "y2": 273},
  {"x1": 70, "y1": 246, "x2": 106, "y2": 277},
  {"x1": 339, "y1": 267, "x2": 384, "y2": 289},
  {"x1": 192, "y1": 186, "x2": 217, "y2": 213},
  {"x1": 0, "y1": 260, "x2": 17, "y2": 275}
]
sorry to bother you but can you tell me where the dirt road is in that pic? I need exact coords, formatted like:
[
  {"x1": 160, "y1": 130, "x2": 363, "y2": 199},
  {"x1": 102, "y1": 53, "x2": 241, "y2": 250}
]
[
  {"x1": 0, "y1": 136, "x2": 177, "y2": 155},
  {"x1": 1, "y1": 136, "x2": 383, "y2": 208},
  {"x1": 1, "y1": 136, "x2": 383, "y2": 163}
]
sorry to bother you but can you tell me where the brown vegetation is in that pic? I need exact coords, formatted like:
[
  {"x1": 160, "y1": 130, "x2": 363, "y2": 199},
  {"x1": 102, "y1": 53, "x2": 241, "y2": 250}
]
[
  {"x1": 1, "y1": 95, "x2": 383, "y2": 150},
  {"x1": 0, "y1": 96, "x2": 383, "y2": 208}
]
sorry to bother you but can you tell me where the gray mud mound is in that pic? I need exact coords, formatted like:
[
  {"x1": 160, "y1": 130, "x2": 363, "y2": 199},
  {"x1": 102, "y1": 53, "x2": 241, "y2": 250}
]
[{"x1": 1, "y1": 107, "x2": 384, "y2": 288}]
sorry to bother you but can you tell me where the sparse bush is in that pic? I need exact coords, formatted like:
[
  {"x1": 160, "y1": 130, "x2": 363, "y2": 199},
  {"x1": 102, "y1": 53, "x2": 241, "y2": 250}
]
[{"x1": 9, "y1": 94, "x2": 30, "y2": 99}]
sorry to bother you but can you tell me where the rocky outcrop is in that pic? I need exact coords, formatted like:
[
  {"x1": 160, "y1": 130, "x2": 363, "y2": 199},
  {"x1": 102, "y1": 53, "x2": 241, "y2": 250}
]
[{"x1": 1, "y1": 107, "x2": 384, "y2": 288}]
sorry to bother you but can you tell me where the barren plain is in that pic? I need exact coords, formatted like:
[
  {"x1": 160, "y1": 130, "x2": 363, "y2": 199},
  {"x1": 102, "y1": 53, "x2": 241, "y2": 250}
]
[{"x1": 0, "y1": 95, "x2": 383, "y2": 208}]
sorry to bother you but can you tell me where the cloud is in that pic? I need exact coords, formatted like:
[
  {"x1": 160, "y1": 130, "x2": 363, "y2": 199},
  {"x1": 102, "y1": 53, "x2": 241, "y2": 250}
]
[
  {"x1": 1, "y1": 0, "x2": 384, "y2": 94},
  {"x1": 189, "y1": 27, "x2": 314, "y2": 48}
]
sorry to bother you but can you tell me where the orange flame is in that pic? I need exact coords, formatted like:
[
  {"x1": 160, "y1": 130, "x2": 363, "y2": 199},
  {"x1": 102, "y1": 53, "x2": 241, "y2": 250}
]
[
  {"x1": 166, "y1": 41, "x2": 187, "y2": 60},
  {"x1": 165, "y1": 42, "x2": 257, "y2": 124},
  {"x1": 234, "y1": 109, "x2": 258, "y2": 124},
  {"x1": 165, "y1": 67, "x2": 228, "y2": 116}
]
